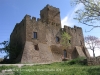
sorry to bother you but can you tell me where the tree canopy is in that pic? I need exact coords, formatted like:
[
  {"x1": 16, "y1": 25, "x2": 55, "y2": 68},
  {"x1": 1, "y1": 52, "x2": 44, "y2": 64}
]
[
  {"x1": 71, "y1": 0, "x2": 100, "y2": 31},
  {"x1": 61, "y1": 32, "x2": 71, "y2": 49},
  {"x1": 85, "y1": 35, "x2": 100, "y2": 57},
  {"x1": 0, "y1": 41, "x2": 9, "y2": 58}
]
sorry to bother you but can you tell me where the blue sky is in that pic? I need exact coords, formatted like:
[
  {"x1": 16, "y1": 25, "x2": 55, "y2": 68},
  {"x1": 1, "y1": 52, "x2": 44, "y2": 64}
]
[{"x1": 0, "y1": 0, "x2": 100, "y2": 57}]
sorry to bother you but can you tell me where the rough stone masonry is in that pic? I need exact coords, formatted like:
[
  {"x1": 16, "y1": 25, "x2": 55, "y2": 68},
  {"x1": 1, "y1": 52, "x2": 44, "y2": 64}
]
[{"x1": 10, "y1": 4, "x2": 90, "y2": 63}]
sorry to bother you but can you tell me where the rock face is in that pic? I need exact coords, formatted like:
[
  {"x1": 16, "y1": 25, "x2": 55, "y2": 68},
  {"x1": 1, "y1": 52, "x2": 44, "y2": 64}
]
[{"x1": 10, "y1": 4, "x2": 90, "y2": 63}]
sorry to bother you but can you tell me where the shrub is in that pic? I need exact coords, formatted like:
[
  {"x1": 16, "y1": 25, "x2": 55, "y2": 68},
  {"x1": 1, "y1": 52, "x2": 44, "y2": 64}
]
[{"x1": 67, "y1": 57, "x2": 87, "y2": 65}]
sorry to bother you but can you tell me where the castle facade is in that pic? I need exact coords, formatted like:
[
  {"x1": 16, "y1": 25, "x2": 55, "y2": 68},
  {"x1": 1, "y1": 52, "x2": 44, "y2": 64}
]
[{"x1": 10, "y1": 4, "x2": 90, "y2": 63}]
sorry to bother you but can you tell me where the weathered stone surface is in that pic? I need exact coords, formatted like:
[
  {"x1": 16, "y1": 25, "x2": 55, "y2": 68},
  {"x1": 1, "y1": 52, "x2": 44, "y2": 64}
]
[
  {"x1": 83, "y1": 47, "x2": 90, "y2": 58},
  {"x1": 21, "y1": 41, "x2": 41, "y2": 63},
  {"x1": 10, "y1": 4, "x2": 90, "y2": 63},
  {"x1": 21, "y1": 42, "x2": 55, "y2": 63},
  {"x1": 75, "y1": 46, "x2": 86, "y2": 57},
  {"x1": 38, "y1": 43, "x2": 54, "y2": 63},
  {"x1": 50, "y1": 45, "x2": 63, "y2": 62},
  {"x1": 87, "y1": 56, "x2": 100, "y2": 65}
]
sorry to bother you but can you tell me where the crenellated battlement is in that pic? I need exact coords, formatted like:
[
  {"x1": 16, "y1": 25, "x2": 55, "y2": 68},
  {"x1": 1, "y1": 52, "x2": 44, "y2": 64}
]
[
  {"x1": 32, "y1": 17, "x2": 36, "y2": 21},
  {"x1": 74, "y1": 25, "x2": 82, "y2": 29},
  {"x1": 21, "y1": 4, "x2": 61, "y2": 27},
  {"x1": 11, "y1": 4, "x2": 83, "y2": 45},
  {"x1": 47, "y1": 5, "x2": 59, "y2": 11},
  {"x1": 24, "y1": 14, "x2": 31, "y2": 19},
  {"x1": 64, "y1": 25, "x2": 82, "y2": 33},
  {"x1": 23, "y1": 14, "x2": 37, "y2": 22},
  {"x1": 13, "y1": 12, "x2": 82, "y2": 36},
  {"x1": 21, "y1": 14, "x2": 61, "y2": 28},
  {"x1": 64, "y1": 25, "x2": 81, "y2": 29},
  {"x1": 40, "y1": 4, "x2": 61, "y2": 25},
  {"x1": 40, "y1": 4, "x2": 60, "y2": 13}
]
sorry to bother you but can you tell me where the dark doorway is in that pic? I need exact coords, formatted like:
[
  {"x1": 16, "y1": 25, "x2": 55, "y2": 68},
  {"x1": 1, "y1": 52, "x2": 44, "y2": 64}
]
[
  {"x1": 63, "y1": 49, "x2": 67, "y2": 58},
  {"x1": 71, "y1": 49, "x2": 78, "y2": 59}
]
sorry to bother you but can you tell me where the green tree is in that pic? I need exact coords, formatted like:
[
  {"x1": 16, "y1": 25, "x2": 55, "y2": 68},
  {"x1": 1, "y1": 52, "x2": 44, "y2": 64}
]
[
  {"x1": 61, "y1": 32, "x2": 71, "y2": 49},
  {"x1": 71, "y1": 0, "x2": 100, "y2": 31},
  {"x1": 0, "y1": 41, "x2": 10, "y2": 58}
]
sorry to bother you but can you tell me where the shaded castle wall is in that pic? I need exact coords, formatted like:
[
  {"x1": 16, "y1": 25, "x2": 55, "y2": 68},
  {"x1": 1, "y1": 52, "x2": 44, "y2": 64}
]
[{"x1": 10, "y1": 18, "x2": 26, "y2": 62}]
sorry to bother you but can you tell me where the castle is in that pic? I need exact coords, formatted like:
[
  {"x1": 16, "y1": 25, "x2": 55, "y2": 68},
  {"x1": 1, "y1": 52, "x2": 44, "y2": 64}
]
[{"x1": 10, "y1": 4, "x2": 90, "y2": 63}]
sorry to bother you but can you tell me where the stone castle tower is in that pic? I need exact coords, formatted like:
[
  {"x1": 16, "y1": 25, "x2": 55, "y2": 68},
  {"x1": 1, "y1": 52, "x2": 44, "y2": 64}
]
[{"x1": 10, "y1": 4, "x2": 90, "y2": 63}]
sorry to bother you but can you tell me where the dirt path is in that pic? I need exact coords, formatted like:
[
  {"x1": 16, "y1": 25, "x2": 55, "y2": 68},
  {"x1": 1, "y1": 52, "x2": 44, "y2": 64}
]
[{"x1": 0, "y1": 62, "x2": 52, "y2": 68}]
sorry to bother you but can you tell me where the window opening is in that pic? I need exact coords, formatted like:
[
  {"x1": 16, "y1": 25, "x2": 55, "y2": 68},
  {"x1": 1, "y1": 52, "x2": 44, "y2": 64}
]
[
  {"x1": 56, "y1": 37, "x2": 60, "y2": 42},
  {"x1": 33, "y1": 32, "x2": 37, "y2": 39},
  {"x1": 34, "y1": 44, "x2": 39, "y2": 50}
]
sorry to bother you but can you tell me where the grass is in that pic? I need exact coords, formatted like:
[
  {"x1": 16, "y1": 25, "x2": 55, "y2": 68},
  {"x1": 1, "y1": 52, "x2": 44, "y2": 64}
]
[
  {"x1": 13, "y1": 63, "x2": 100, "y2": 75},
  {"x1": 0, "y1": 58, "x2": 100, "y2": 75}
]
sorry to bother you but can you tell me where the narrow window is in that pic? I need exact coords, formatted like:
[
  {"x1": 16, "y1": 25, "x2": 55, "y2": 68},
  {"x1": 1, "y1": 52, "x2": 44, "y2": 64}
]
[
  {"x1": 69, "y1": 40, "x2": 71, "y2": 44},
  {"x1": 64, "y1": 50, "x2": 67, "y2": 58},
  {"x1": 33, "y1": 32, "x2": 37, "y2": 39},
  {"x1": 34, "y1": 44, "x2": 39, "y2": 50},
  {"x1": 56, "y1": 37, "x2": 60, "y2": 42}
]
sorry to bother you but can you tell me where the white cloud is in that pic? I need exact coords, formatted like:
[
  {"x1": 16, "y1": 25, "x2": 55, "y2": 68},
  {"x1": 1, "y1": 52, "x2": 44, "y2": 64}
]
[
  {"x1": 61, "y1": 3, "x2": 84, "y2": 28},
  {"x1": 61, "y1": 16, "x2": 68, "y2": 28},
  {"x1": 61, "y1": 15, "x2": 72, "y2": 28}
]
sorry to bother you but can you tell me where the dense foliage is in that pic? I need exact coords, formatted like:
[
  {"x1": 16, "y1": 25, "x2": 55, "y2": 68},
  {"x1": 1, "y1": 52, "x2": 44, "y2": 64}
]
[{"x1": 61, "y1": 32, "x2": 71, "y2": 49}]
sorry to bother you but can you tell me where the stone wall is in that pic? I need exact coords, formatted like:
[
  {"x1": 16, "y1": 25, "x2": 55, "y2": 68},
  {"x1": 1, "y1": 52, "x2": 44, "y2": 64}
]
[
  {"x1": 87, "y1": 56, "x2": 100, "y2": 65},
  {"x1": 63, "y1": 25, "x2": 85, "y2": 48},
  {"x1": 21, "y1": 13, "x2": 63, "y2": 63},
  {"x1": 10, "y1": 18, "x2": 26, "y2": 62},
  {"x1": 20, "y1": 15, "x2": 89, "y2": 63},
  {"x1": 21, "y1": 42, "x2": 55, "y2": 63}
]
